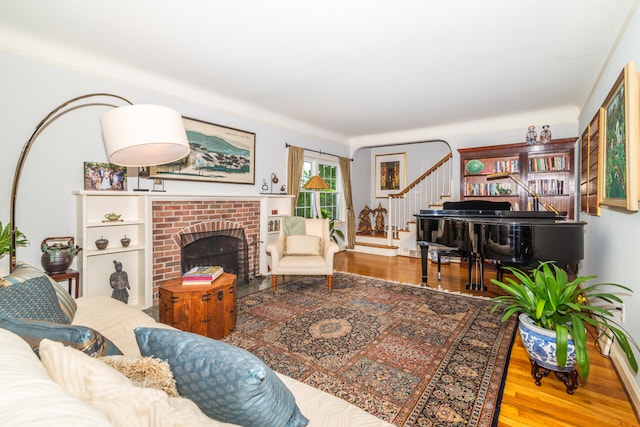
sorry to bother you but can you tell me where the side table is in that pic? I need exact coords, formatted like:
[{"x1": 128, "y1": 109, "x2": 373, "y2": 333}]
[
  {"x1": 48, "y1": 269, "x2": 80, "y2": 298},
  {"x1": 159, "y1": 273, "x2": 237, "y2": 339}
]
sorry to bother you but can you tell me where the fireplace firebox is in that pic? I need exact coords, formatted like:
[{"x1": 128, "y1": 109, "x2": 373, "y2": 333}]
[{"x1": 180, "y1": 228, "x2": 249, "y2": 284}]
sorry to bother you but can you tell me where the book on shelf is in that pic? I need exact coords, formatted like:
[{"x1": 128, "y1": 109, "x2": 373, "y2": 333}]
[{"x1": 182, "y1": 266, "x2": 223, "y2": 285}]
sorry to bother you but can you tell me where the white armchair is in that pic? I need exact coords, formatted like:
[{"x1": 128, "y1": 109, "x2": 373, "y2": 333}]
[{"x1": 266, "y1": 218, "x2": 339, "y2": 292}]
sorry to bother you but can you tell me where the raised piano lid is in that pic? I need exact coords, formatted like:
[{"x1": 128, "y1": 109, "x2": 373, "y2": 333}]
[{"x1": 416, "y1": 209, "x2": 561, "y2": 219}]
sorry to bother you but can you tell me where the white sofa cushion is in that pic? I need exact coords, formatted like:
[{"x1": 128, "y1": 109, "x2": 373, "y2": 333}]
[
  {"x1": 278, "y1": 373, "x2": 394, "y2": 427},
  {"x1": 0, "y1": 328, "x2": 112, "y2": 427},
  {"x1": 39, "y1": 339, "x2": 238, "y2": 427},
  {"x1": 73, "y1": 296, "x2": 173, "y2": 356}
]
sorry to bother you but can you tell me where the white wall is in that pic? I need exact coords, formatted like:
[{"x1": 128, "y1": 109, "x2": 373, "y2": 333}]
[
  {"x1": 351, "y1": 140, "x2": 451, "y2": 214},
  {"x1": 0, "y1": 50, "x2": 348, "y2": 273},
  {"x1": 577, "y1": 5, "x2": 640, "y2": 391}
]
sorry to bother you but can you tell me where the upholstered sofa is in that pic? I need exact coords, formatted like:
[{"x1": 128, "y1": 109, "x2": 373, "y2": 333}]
[{"x1": 0, "y1": 263, "x2": 393, "y2": 427}]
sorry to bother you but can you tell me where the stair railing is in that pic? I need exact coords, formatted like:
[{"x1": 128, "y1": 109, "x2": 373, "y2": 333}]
[{"x1": 385, "y1": 152, "x2": 453, "y2": 245}]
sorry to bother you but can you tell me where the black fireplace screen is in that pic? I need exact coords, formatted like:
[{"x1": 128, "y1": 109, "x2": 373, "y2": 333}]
[{"x1": 180, "y1": 228, "x2": 249, "y2": 284}]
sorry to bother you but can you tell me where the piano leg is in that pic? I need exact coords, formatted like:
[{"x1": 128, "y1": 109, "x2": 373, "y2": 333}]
[
  {"x1": 465, "y1": 254, "x2": 488, "y2": 291},
  {"x1": 418, "y1": 243, "x2": 429, "y2": 285}
]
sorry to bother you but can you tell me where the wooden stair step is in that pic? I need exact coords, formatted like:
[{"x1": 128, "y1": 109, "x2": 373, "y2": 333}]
[{"x1": 354, "y1": 242, "x2": 399, "y2": 249}]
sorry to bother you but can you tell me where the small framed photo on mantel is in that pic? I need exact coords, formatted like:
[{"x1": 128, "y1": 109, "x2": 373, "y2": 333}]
[{"x1": 84, "y1": 162, "x2": 127, "y2": 191}]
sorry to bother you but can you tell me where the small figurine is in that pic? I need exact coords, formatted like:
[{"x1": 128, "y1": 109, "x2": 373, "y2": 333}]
[
  {"x1": 373, "y1": 202, "x2": 388, "y2": 233},
  {"x1": 358, "y1": 205, "x2": 373, "y2": 234},
  {"x1": 110, "y1": 260, "x2": 130, "y2": 304}
]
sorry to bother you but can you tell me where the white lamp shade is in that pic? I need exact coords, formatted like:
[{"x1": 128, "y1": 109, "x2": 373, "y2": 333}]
[{"x1": 100, "y1": 104, "x2": 190, "y2": 167}]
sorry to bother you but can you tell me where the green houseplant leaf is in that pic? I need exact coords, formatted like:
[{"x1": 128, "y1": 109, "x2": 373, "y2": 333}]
[
  {"x1": 490, "y1": 261, "x2": 638, "y2": 381},
  {"x1": 0, "y1": 221, "x2": 28, "y2": 257}
]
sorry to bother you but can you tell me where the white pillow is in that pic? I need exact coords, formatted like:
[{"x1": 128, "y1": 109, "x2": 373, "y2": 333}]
[
  {"x1": 0, "y1": 329, "x2": 111, "y2": 426},
  {"x1": 285, "y1": 235, "x2": 321, "y2": 256},
  {"x1": 38, "y1": 339, "x2": 238, "y2": 427}
]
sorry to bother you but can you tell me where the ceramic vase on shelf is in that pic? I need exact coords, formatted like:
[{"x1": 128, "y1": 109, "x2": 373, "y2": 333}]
[
  {"x1": 539, "y1": 125, "x2": 552, "y2": 144},
  {"x1": 526, "y1": 125, "x2": 537, "y2": 145},
  {"x1": 41, "y1": 251, "x2": 73, "y2": 274}
]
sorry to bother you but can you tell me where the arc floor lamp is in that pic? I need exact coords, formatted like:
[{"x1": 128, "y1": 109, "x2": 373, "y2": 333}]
[{"x1": 9, "y1": 92, "x2": 191, "y2": 271}]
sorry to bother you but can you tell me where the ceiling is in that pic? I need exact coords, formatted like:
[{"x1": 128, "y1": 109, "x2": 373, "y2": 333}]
[{"x1": 0, "y1": 0, "x2": 637, "y2": 143}]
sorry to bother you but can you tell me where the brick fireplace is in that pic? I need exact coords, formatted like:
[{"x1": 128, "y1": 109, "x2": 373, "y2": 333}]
[{"x1": 150, "y1": 200, "x2": 260, "y2": 303}]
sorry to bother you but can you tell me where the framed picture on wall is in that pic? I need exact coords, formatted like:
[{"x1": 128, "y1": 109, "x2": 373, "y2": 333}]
[
  {"x1": 600, "y1": 61, "x2": 639, "y2": 211},
  {"x1": 375, "y1": 152, "x2": 406, "y2": 198},
  {"x1": 150, "y1": 117, "x2": 256, "y2": 184}
]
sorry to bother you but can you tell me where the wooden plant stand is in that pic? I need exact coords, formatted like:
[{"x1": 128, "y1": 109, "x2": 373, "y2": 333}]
[{"x1": 530, "y1": 359, "x2": 579, "y2": 394}]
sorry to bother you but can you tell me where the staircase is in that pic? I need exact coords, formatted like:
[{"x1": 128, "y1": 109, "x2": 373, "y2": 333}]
[{"x1": 350, "y1": 153, "x2": 453, "y2": 257}]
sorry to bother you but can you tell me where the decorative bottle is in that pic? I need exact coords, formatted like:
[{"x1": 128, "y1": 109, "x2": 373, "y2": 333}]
[
  {"x1": 526, "y1": 126, "x2": 537, "y2": 145},
  {"x1": 539, "y1": 125, "x2": 552, "y2": 144}
]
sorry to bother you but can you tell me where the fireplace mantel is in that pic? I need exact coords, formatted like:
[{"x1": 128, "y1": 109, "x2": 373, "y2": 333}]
[{"x1": 75, "y1": 190, "x2": 292, "y2": 307}]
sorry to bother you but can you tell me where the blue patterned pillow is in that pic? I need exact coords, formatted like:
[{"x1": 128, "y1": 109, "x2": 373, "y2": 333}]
[
  {"x1": 0, "y1": 275, "x2": 68, "y2": 323},
  {"x1": 135, "y1": 327, "x2": 309, "y2": 427},
  {"x1": 0, "y1": 262, "x2": 77, "y2": 323},
  {"x1": 0, "y1": 317, "x2": 122, "y2": 357}
]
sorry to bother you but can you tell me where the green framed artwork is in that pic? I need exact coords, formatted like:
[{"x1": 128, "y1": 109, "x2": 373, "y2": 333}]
[{"x1": 600, "y1": 61, "x2": 639, "y2": 211}]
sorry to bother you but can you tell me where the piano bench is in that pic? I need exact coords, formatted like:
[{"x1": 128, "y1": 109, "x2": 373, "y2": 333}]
[{"x1": 436, "y1": 248, "x2": 463, "y2": 280}]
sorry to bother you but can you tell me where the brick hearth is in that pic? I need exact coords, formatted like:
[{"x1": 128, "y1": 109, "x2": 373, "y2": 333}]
[{"x1": 151, "y1": 200, "x2": 260, "y2": 303}]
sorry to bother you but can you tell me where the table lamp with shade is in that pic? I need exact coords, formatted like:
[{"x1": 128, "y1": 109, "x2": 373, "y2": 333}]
[
  {"x1": 9, "y1": 93, "x2": 190, "y2": 271},
  {"x1": 303, "y1": 175, "x2": 330, "y2": 218}
]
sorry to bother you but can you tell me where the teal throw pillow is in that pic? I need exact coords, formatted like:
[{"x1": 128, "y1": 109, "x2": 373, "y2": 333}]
[
  {"x1": 0, "y1": 317, "x2": 122, "y2": 357},
  {"x1": 0, "y1": 275, "x2": 68, "y2": 324},
  {"x1": 0, "y1": 262, "x2": 77, "y2": 323},
  {"x1": 135, "y1": 327, "x2": 309, "y2": 427}
]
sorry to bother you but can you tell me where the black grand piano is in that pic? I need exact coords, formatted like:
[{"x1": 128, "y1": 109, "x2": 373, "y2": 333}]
[{"x1": 415, "y1": 201, "x2": 585, "y2": 290}]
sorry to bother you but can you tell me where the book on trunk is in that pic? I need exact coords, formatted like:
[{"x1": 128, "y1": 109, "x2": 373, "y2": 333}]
[{"x1": 182, "y1": 266, "x2": 223, "y2": 285}]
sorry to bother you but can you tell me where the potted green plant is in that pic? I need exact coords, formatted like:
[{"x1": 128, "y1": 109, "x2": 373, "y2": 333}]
[
  {"x1": 490, "y1": 261, "x2": 638, "y2": 383},
  {"x1": 0, "y1": 221, "x2": 28, "y2": 258},
  {"x1": 320, "y1": 209, "x2": 345, "y2": 245}
]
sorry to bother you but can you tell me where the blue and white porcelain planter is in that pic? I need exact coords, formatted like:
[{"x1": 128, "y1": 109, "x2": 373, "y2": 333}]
[{"x1": 518, "y1": 313, "x2": 577, "y2": 372}]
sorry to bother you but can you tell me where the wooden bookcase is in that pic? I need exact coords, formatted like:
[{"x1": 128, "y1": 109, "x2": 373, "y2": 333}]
[{"x1": 459, "y1": 138, "x2": 577, "y2": 219}]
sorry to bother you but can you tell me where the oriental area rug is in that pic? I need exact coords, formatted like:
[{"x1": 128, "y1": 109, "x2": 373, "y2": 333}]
[{"x1": 222, "y1": 272, "x2": 518, "y2": 426}]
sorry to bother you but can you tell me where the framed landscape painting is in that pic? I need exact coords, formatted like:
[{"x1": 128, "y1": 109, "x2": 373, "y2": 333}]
[
  {"x1": 150, "y1": 117, "x2": 256, "y2": 184},
  {"x1": 600, "y1": 61, "x2": 639, "y2": 211},
  {"x1": 375, "y1": 152, "x2": 406, "y2": 198}
]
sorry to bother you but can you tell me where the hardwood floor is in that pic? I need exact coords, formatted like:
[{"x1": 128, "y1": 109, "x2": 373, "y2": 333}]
[{"x1": 333, "y1": 251, "x2": 639, "y2": 427}]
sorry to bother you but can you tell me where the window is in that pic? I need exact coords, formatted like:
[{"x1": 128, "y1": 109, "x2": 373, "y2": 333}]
[{"x1": 295, "y1": 158, "x2": 341, "y2": 219}]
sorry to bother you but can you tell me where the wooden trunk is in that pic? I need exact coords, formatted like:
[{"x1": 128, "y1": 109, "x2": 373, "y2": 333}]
[{"x1": 159, "y1": 273, "x2": 237, "y2": 339}]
